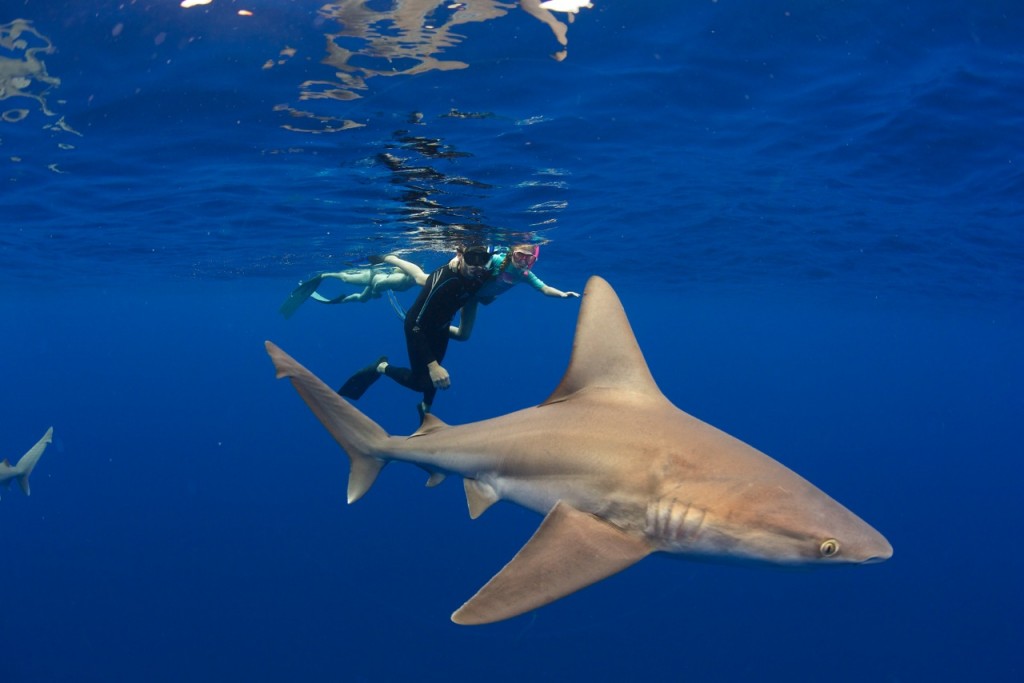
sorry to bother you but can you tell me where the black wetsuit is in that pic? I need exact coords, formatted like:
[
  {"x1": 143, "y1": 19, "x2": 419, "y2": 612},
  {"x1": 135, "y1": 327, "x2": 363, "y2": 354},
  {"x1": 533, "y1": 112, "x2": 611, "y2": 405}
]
[{"x1": 383, "y1": 264, "x2": 484, "y2": 406}]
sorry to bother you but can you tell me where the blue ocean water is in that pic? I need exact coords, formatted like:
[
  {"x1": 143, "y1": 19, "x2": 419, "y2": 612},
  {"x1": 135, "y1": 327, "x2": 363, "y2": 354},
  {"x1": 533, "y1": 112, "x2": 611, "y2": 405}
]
[{"x1": 2, "y1": 1, "x2": 1022, "y2": 681}]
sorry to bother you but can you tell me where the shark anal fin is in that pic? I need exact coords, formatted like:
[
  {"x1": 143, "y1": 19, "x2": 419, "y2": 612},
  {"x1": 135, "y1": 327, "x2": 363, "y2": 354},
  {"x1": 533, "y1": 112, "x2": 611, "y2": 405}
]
[
  {"x1": 451, "y1": 500, "x2": 652, "y2": 625},
  {"x1": 464, "y1": 479, "x2": 500, "y2": 519}
]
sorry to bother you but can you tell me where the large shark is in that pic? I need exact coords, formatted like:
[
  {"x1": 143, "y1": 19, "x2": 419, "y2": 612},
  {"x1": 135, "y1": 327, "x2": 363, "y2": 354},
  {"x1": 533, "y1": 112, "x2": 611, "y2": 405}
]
[
  {"x1": 266, "y1": 276, "x2": 891, "y2": 625},
  {"x1": 0, "y1": 427, "x2": 53, "y2": 500}
]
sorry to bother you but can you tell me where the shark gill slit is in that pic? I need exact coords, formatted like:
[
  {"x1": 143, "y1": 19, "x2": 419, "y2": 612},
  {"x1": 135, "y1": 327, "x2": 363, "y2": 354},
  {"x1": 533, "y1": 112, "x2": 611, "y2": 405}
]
[{"x1": 647, "y1": 497, "x2": 705, "y2": 543}]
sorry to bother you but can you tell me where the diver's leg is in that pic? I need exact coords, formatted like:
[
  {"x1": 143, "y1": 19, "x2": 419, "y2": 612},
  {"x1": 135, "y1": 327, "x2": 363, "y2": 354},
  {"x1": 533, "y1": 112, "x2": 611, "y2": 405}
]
[
  {"x1": 382, "y1": 255, "x2": 430, "y2": 287},
  {"x1": 321, "y1": 270, "x2": 374, "y2": 285}
]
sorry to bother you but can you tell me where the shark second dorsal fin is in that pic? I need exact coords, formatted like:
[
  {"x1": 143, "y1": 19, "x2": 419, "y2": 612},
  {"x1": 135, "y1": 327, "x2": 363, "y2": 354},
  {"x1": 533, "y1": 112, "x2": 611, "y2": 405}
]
[
  {"x1": 542, "y1": 276, "x2": 663, "y2": 405},
  {"x1": 411, "y1": 413, "x2": 448, "y2": 437},
  {"x1": 451, "y1": 500, "x2": 653, "y2": 625}
]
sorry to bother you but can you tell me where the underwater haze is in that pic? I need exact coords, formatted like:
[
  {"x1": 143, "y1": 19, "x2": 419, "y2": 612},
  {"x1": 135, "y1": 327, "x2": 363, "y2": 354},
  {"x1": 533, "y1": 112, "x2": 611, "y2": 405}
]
[{"x1": 3, "y1": 1, "x2": 1022, "y2": 681}]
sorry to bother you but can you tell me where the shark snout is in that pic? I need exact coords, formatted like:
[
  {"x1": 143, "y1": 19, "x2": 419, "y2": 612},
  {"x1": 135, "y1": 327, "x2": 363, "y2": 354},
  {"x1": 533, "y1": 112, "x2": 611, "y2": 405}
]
[
  {"x1": 859, "y1": 537, "x2": 894, "y2": 564},
  {"x1": 846, "y1": 526, "x2": 893, "y2": 565}
]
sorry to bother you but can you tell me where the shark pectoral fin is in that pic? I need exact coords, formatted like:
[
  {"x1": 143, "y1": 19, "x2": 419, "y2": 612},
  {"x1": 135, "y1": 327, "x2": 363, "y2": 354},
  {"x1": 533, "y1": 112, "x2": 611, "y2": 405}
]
[
  {"x1": 464, "y1": 479, "x2": 500, "y2": 519},
  {"x1": 451, "y1": 500, "x2": 653, "y2": 625}
]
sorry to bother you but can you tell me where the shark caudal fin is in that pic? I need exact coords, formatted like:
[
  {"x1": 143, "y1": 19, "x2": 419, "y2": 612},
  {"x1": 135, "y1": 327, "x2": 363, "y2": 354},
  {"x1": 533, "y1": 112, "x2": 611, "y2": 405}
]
[
  {"x1": 265, "y1": 341, "x2": 389, "y2": 503},
  {"x1": 542, "y1": 275, "x2": 665, "y2": 405},
  {"x1": 10, "y1": 427, "x2": 53, "y2": 496}
]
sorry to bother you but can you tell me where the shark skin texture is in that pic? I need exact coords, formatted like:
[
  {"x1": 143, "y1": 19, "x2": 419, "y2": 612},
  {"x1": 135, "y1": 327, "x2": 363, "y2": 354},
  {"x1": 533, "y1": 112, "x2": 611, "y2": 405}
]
[
  {"x1": 266, "y1": 275, "x2": 892, "y2": 625},
  {"x1": 0, "y1": 427, "x2": 53, "y2": 499}
]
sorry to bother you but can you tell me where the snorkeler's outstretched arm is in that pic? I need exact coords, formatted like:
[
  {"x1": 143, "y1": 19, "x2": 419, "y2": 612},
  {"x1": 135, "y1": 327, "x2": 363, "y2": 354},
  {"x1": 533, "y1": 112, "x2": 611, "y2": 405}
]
[
  {"x1": 541, "y1": 285, "x2": 580, "y2": 298},
  {"x1": 525, "y1": 270, "x2": 578, "y2": 299}
]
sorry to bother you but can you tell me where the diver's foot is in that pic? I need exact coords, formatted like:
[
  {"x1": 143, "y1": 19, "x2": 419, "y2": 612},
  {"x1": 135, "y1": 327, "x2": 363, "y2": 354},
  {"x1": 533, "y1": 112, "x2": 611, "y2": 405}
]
[
  {"x1": 337, "y1": 356, "x2": 387, "y2": 400},
  {"x1": 417, "y1": 401, "x2": 431, "y2": 423}
]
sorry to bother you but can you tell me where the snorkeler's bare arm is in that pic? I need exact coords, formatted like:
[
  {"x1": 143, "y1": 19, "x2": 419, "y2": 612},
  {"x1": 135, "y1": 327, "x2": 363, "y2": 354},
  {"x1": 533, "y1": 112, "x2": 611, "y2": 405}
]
[
  {"x1": 541, "y1": 285, "x2": 580, "y2": 298},
  {"x1": 449, "y1": 299, "x2": 479, "y2": 341}
]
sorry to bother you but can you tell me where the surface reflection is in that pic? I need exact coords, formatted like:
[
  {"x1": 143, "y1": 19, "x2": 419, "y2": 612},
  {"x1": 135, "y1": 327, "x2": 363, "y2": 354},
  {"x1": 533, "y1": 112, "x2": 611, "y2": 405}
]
[
  {"x1": 270, "y1": 0, "x2": 592, "y2": 132},
  {"x1": 1, "y1": 18, "x2": 79, "y2": 166},
  {"x1": 371, "y1": 111, "x2": 552, "y2": 252}
]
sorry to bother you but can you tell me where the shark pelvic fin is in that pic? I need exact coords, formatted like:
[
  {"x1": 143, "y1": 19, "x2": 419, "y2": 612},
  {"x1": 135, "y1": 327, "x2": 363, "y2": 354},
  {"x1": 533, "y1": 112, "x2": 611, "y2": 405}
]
[
  {"x1": 542, "y1": 276, "x2": 663, "y2": 405},
  {"x1": 464, "y1": 479, "x2": 500, "y2": 519},
  {"x1": 451, "y1": 500, "x2": 653, "y2": 625},
  {"x1": 265, "y1": 341, "x2": 389, "y2": 504}
]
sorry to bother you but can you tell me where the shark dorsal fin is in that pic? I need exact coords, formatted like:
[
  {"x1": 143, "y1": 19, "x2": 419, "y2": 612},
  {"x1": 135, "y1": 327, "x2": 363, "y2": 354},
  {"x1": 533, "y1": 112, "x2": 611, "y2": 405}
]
[{"x1": 542, "y1": 275, "x2": 663, "y2": 405}]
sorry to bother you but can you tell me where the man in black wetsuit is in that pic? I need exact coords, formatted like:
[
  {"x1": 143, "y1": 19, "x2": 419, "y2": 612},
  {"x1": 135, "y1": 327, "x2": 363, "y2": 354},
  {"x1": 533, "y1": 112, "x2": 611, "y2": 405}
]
[{"x1": 337, "y1": 244, "x2": 492, "y2": 419}]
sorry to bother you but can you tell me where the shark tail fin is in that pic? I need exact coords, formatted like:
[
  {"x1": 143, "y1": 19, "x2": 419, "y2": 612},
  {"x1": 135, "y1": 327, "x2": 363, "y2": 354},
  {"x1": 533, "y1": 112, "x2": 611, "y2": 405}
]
[
  {"x1": 265, "y1": 341, "x2": 389, "y2": 504},
  {"x1": 15, "y1": 427, "x2": 53, "y2": 496}
]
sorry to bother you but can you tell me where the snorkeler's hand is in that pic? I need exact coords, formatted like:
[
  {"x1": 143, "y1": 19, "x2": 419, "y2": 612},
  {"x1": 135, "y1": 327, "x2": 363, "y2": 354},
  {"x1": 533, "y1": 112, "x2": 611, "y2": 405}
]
[
  {"x1": 428, "y1": 361, "x2": 451, "y2": 390},
  {"x1": 564, "y1": 291, "x2": 580, "y2": 298}
]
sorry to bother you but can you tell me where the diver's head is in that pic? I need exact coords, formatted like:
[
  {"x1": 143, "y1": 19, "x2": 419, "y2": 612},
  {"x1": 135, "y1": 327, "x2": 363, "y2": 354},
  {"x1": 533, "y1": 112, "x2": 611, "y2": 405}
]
[{"x1": 457, "y1": 244, "x2": 491, "y2": 280}]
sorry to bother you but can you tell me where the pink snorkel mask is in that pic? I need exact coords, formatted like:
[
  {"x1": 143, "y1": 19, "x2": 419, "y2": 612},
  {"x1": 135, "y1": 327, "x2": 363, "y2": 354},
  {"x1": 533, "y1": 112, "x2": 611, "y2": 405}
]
[{"x1": 511, "y1": 245, "x2": 539, "y2": 271}]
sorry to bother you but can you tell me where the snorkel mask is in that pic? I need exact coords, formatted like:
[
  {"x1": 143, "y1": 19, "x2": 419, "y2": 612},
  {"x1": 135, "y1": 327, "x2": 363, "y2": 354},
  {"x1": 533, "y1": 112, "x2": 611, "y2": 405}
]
[
  {"x1": 460, "y1": 245, "x2": 491, "y2": 280},
  {"x1": 511, "y1": 245, "x2": 539, "y2": 271}
]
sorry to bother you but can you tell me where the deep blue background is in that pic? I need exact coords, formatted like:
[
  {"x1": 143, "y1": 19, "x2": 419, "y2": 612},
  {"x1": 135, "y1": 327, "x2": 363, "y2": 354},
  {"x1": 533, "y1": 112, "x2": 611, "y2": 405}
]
[{"x1": 3, "y1": 1, "x2": 1023, "y2": 681}]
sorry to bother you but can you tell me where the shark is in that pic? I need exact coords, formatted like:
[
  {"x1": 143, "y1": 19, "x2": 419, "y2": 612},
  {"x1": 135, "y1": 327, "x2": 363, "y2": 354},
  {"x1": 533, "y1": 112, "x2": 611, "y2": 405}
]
[
  {"x1": 266, "y1": 275, "x2": 891, "y2": 625},
  {"x1": 0, "y1": 427, "x2": 53, "y2": 500}
]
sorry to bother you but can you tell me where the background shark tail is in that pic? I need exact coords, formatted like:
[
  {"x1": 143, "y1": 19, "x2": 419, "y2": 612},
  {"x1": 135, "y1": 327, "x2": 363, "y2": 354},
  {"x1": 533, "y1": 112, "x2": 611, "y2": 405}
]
[
  {"x1": 15, "y1": 427, "x2": 53, "y2": 496},
  {"x1": 265, "y1": 341, "x2": 390, "y2": 503}
]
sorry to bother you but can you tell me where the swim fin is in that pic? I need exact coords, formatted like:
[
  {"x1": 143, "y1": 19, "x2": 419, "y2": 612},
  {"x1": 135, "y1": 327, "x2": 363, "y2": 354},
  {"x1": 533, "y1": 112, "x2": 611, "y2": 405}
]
[
  {"x1": 337, "y1": 356, "x2": 387, "y2": 400},
  {"x1": 279, "y1": 274, "x2": 325, "y2": 319}
]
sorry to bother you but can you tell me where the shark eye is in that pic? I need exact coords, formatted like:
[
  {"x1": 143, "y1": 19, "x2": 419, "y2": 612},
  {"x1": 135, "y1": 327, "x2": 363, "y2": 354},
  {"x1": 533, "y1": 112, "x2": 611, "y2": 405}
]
[{"x1": 819, "y1": 539, "x2": 840, "y2": 557}]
